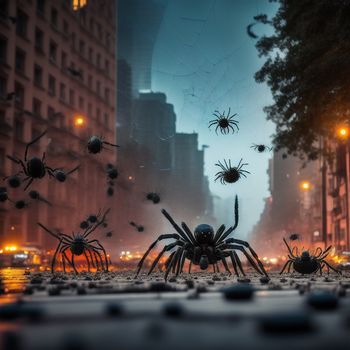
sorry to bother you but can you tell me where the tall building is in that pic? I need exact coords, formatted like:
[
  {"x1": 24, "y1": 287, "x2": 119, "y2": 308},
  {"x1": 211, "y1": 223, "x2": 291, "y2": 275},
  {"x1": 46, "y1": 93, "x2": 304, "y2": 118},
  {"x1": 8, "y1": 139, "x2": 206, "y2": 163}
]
[
  {"x1": 117, "y1": 0, "x2": 166, "y2": 96},
  {"x1": 0, "y1": 0, "x2": 116, "y2": 250}
]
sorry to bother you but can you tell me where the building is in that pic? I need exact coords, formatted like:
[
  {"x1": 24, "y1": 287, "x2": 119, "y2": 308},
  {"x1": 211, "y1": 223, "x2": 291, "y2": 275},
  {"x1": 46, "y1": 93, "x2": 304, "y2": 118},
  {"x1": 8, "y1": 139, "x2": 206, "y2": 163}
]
[
  {"x1": 117, "y1": 0, "x2": 166, "y2": 96},
  {"x1": 0, "y1": 0, "x2": 116, "y2": 250}
]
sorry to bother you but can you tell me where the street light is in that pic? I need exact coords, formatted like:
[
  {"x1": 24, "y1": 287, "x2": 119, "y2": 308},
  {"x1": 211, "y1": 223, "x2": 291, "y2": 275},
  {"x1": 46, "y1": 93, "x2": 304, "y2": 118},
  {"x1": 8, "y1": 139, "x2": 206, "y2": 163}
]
[
  {"x1": 336, "y1": 126, "x2": 349, "y2": 140},
  {"x1": 73, "y1": 114, "x2": 85, "y2": 127},
  {"x1": 300, "y1": 180, "x2": 311, "y2": 191}
]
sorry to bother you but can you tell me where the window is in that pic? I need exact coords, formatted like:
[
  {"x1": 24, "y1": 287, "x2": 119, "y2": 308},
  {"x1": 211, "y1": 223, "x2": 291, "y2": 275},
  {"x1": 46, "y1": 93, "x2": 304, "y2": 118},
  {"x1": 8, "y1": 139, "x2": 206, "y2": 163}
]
[
  {"x1": 96, "y1": 80, "x2": 100, "y2": 95},
  {"x1": 33, "y1": 64, "x2": 43, "y2": 86},
  {"x1": 97, "y1": 23, "x2": 102, "y2": 39},
  {"x1": 104, "y1": 113, "x2": 109, "y2": 126},
  {"x1": 96, "y1": 108, "x2": 100, "y2": 122},
  {"x1": 105, "y1": 59, "x2": 109, "y2": 74},
  {"x1": 88, "y1": 47, "x2": 93, "y2": 62},
  {"x1": 47, "y1": 106, "x2": 55, "y2": 120},
  {"x1": 49, "y1": 40, "x2": 57, "y2": 62},
  {"x1": 104, "y1": 88, "x2": 110, "y2": 103},
  {"x1": 48, "y1": 75, "x2": 55, "y2": 95},
  {"x1": 51, "y1": 8, "x2": 58, "y2": 27},
  {"x1": 32, "y1": 98, "x2": 41, "y2": 116},
  {"x1": 0, "y1": 37, "x2": 7, "y2": 63},
  {"x1": 87, "y1": 103, "x2": 92, "y2": 116},
  {"x1": 71, "y1": 32, "x2": 76, "y2": 49},
  {"x1": 96, "y1": 53, "x2": 101, "y2": 68},
  {"x1": 79, "y1": 40, "x2": 85, "y2": 56},
  {"x1": 60, "y1": 83, "x2": 66, "y2": 101},
  {"x1": 63, "y1": 19, "x2": 69, "y2": 35},
  {"x1": 0, "y1": 1, "x2": 8, "y2": 16},
  {"x1": 15, "y1": 48, "x2": 25, "y2": 73},
  {"x1": 88, "y1": 75, "x2": 92, "y2": 89},
  {"x1": 79, "y1": 96, "x2": 84, "y2": 109},
  {"x1": 14, "y1": 118, "x2": 24, "y2": 140},
  {"x1": 36, "y1": 0, "x2": 45, "y2": 15},
  {"x1": 35, "y1": 28, "x2": 44, "y2": 52},
  {"x1": 14, "y1": 81, "x2": 24, "y2": 107},
  {"x1": 0, "y1": 76, "x2": 6, "y2": 98},
  {"x1": 89, "y1": 18, "x2": 94, "y2": 32},
  {"x1": 16, "y1": 10, "x2": 28, "y2": 37},
  {"x1": 69, "y1": 89, "x2": 75, "y2": 106},
  {"x1": 61, "y1": 51, "x2": 67, "y2": 69}
]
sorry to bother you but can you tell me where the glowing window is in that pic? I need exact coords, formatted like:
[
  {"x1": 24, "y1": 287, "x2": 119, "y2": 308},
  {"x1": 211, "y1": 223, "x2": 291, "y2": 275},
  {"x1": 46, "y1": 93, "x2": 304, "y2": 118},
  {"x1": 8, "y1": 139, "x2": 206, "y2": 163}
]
[{"x1": 73, "y1": 0, "x2": 87, "y2": 11}]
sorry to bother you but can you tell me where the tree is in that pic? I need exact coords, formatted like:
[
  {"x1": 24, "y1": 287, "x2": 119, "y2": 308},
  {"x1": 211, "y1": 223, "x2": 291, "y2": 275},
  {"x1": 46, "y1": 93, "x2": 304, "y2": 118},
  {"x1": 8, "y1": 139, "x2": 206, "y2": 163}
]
[{"x1": 252, "y1": 0, "x2": 350, "y2": 160}]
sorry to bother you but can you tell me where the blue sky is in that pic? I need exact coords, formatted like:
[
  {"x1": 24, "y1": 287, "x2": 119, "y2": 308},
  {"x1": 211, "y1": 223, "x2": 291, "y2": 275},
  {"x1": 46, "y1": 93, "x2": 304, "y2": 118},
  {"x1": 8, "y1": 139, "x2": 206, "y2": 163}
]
[{"x1": 152, "y1": 0, "x2": 278, "y2": 238}]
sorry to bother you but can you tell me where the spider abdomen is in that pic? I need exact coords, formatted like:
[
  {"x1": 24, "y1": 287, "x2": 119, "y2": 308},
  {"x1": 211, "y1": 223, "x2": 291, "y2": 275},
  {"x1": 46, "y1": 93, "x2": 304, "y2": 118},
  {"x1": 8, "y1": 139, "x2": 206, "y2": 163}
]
[
  {"x1": 219, "y1": 119, "x2": 229, "y2": 128},
  {"x1": 70, "y1": 241, "x2": 85, "y2": 256},
  {"x1": 27, "y1": 157, "x2": 46, "y2": 178},
  {"x1": 293, "y1": 258, "x2": 319, "y2": 274},
  {"x1": 224, "y1": 169, "x2": 240, "y2": 183},
  {"x1": 87, "y1": 136, "x2": 103, "y2": 154}
]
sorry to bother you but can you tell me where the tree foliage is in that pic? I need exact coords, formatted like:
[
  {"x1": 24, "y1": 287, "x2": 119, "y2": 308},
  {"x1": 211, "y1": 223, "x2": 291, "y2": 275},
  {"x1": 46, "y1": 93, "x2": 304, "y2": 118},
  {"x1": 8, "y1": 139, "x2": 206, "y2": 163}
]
[{"x1": 253, "y1": 0, "x2": 350, "y2": 160}]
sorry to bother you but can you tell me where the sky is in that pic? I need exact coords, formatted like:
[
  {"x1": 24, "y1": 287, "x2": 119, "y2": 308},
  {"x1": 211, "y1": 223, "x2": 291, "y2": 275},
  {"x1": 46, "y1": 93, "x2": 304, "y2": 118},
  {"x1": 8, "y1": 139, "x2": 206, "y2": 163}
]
[{"x1": 151, "y1": 0, "x2": 279, "y2": 238}]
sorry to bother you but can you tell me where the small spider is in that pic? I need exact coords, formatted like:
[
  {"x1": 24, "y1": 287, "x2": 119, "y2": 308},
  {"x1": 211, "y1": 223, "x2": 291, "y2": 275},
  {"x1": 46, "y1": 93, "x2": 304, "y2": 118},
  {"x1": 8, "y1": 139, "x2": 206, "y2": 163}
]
[
  {"x1": 28, "y1": 190, "x2": 52, "y2": 206},
  {"x1": 130, "y1": 221, "x2": 144, "y2": 232},
  {"x1": 135, "y1": 196, "x2": 268, "y2": 280},
  {"x1": 215, "y1": 159, "x2": 250, "y2": 184},
  {"x1": 280, "y1": 238, "x2": 341, "y2": 275},
  {"x1": 51, "y1": 165, "x2": 80, "y2": 182},
  {"x1": 146, "y1": 192, "x2": 160, "y2": 204},
  {"x1": 209, "y1": 108, "x2": 239, "y2": 135},
  {"x1": 289, "y1": 233, "x2": 300, "y2": 241},
  {"x1": 251, "y1": 144, "x2": 272, "y2": 153},
  {"x1": 38, "y1": 209, "x2": 110, "y2": 273},
  {"x1": 105, "y1": 231, "x2": 113, "y2": 238},
  {"x1": 87, "y1": 136, "x2": 120, "y2": 154},
  {"x1": 0, "y1": 187, "x2": 9, "y2": 202}
]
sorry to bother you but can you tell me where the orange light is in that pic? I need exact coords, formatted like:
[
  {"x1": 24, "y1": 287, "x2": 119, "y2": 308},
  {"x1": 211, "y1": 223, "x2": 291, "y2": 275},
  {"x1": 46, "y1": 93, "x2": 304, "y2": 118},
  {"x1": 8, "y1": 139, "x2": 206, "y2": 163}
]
[
  {"x1": 128, "y1": 176, "x2": 133, "y2": 181},
  {"x1": 300, "y1": 181, "x2": 311, "y2": 191},
  {"x1": 337, "y1": 126, "x2": 349, "y2": 139},
  {"x1": 74, "y1": 114, "x2": 85, "y2": 127}
]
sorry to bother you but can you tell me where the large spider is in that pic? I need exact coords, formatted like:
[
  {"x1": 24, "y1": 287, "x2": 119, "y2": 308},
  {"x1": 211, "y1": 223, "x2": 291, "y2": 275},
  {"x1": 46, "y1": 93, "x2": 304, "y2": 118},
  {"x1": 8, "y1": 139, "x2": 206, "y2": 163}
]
[
  {"x1": 280, "y1": 238, "x2": 341, "y2": 275},
  {"x1": 38, "y1": 209, "x2": 110, "y2": 273},
  {"x1": 215, "y1": 158, "x2": 250, "y2": 184},
  {"x1": 209, "y1": 108, "x2": 239, "y2": 135},
  {"x1": 5, "y1": 130, "x2": 79, "y2": 190},
  {"x1": 87, "y1": 135, "x2": 120, "y2": 154},
  {"x1": 251, "y1": 144, "x2": 272, "y2": 153},
  {"x1": 135, "y1": 196, "x2": 268, "y2": 280}
]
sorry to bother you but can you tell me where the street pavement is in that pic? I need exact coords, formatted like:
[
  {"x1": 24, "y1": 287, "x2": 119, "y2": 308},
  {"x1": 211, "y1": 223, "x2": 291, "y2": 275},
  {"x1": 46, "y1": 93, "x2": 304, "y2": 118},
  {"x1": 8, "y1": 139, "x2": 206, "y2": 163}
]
[{"x1": 0, "y1": 270, "x2": 350, "y2": 350}]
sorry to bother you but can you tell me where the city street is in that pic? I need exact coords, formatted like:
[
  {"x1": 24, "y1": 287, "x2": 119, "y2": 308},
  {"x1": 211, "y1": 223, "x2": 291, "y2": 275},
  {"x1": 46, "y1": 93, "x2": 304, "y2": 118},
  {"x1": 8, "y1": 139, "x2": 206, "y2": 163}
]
[{"x1": 1, "y1": 270, "x2": 350, "y2": 350}]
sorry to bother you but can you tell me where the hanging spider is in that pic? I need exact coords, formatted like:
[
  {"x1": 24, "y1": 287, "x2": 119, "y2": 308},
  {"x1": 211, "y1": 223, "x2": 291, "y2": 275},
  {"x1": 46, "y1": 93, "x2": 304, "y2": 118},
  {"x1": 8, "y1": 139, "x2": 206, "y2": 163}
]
[
  {"x1": 130, "y1": 221, "x2": 144, "y2": 232},
  {"x1": 209, "y1": 108, "x2": 239, "y2": 135},
  {"x1": 106, "y1": 164, "x2": 118, "y2": 180},
  {"x1": 87, "y1": 136, "x2": 120, "y2": 154},
  {"x1": 38, "y1": 208, "x2": 110, "y2": 273},
  {"x1": 5, "y1": 130, "x2": 58, "y2": 190},
  {"x1": 280, "y1": 238, "x2": 341, "y2": 275},
  {"x1": 51, "y1": 165, "x2": 80, "y2": 182},
  {"x1": 12, "y1": 199, "x2": 29, "y2": 210},
  {"x1": 6, "y1": 175, "x2": 21, "y2": 188},
  {"x1": 251, "y1": 144, "x2": 272, "y2": 153},
  {"x1": 105, "y1": 231, "x2": 113, "y2": 238},
  {"x1": 215, "y1": 159, "x2": 250, "y2": 184},
  {"x1": 289, "y1": 233, "x2": 301, "y2": 241},
  {"x1": 0, "y1": 187, "x2": 9, "y2": 203},
  {"x1": 135, "y1": 196, "x2": 268, "y2": 280},
  {"x1": 28, "y1": 190, "x2": 52, "y2": 206},
  {"x1": 146, "y1": 192, "x2": 160, "y2": 204}
]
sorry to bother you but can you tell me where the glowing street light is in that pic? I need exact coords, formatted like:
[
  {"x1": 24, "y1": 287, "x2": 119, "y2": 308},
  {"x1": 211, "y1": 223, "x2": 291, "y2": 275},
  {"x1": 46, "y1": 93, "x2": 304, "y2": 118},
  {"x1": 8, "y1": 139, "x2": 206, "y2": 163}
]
[
  {"x1": 300, "y1": 180, "x2": 311, "y2": 191},
  {"x1": 336, "y1": 126, "x2": 349, "y2": 140},
  {"x1": 73, "y1": 114, "x2": 85, "y2": 127}
]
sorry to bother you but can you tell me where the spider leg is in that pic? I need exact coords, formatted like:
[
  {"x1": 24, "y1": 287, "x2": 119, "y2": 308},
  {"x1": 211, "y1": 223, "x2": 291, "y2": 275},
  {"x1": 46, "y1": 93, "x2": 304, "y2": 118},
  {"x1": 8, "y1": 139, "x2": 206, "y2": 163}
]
[
  {"x1": 213, "y1": 264, "x2": 216, "y2": 273},
  {"x1": 135, "y1": 234, "x2": 182, "y2": 276},
  {"x1": 188, "y1": 261, "x2": 192, "y2": 274},
  {"x1": 83, "y1": 208, "x2": 111, "y2": 238},
  {"x1": 175, "y1": 248, "x2": 186, "y2": 276},
  {"x1": 280, "y1": 260, "x2": 293, "y2": 274},
  {"x1": 164, "y1": 251, "x2": 176, "y2": 270},
  {"x1": 321, "y1": 260, "x2": 341, "y2": 274},
  {"x1": 228, "y1": 251, "x2": 240, "y2": 276},
  {"x1": 164, "y1": 249, "x2": 180, "y2": 281},
  {"x1": 228, "y1": 125, "x2": 235, "y2": 134},
  {"x1": 213, "y1": 224, "x2": 226, "y2": 243},
  {"x1": 232, "y1": 251, "x2": 245, "y2": 276},
  {"x1": 83, "y1": 250, "x2": 91, "y2": 272},
  {"x1": 219, "y1": 256, "x2": 231, "y2": 274},
  {"x1": 215, "y1": 125, "x2": 219, "y2": 135},
  {"x1": 25, "y1": 129, "x2": 47, "y2": 161},
  {"x1": 23, "y1": 178, "x2": 34, "y2": 191},
  {"x1": 171, "y1": 248, "x2": 183, "y2": 274},
  {"x1": 87, "y1": 239, "x2": 109, "y2": 271},
  {"x1": 161, "y1": 210, "x2": 193, "y2": 244},
  {"x1": 91, "y1": 248, "x2": 105, "y2": 271},
  {"x1": 71, "y1": 254, "x2": 78, "y2": 273},
  {"x1": 283, "y1": 238, "x2": 296, "y2": 258},
  {"x1": 87, "y1": 249, "x2": 96, "y2": 269},
  {"x1": 215, "y1": 196, "x2": 239, "y2": 243},
  {"x1": 60, "y1": 246, "x2": 76, "y2": 273},
  {"x1": 102, "y1": 141, "x2": 120, "y2": 148},
  {"x1": 178, "y1": 250, "x2": 188, "y2": 275},
  {"x1": 66, "y1": 165, "x2": 80, "y2": 176},
  {"x1": 51, "y1": 240, "x2": 63, "y2": 273},
  {"x1": 38, "y1": 222, "x2": 65, "y2": 241},
  {"x1": 148, "y1": 242, "x2": 184, "y2": 275},
  {"x1": 180, "y1": 222, "x2": 196, "y2": 244},
  {"x1": 225, "y1": 238, "x2": 268, "y2": 277}
]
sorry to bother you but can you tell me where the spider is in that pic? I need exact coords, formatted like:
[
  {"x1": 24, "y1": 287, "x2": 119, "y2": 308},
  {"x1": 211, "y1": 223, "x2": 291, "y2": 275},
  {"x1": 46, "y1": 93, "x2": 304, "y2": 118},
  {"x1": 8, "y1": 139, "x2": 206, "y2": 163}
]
[
  {"x1": 289, "y1": 233, "x2": 300, "y2": 241},
  {"x1": 52, "y1": 165, "x2": 80, "y2": 182},
  {"x1": 38, "y1": 209, "x2": 110, "y2": 273},
  {"x1": 280, "y1": 238, "x2": 341, "y2": 275},
  {"x1": 87, "y1": 136, "x2": 120, "y2": 154},
  {"x1": 251, "y1": 144, "x2": 272, "y2": 153},
  {"x1": 215, "y1": 159, "x2": 250, "y2": 184},
  {"x1": 135, "y1": 196, "x2": 268, "y2": 280},
  {"x1": 28, "y1": 190, "x2": 52, "y2": 206},
  {"x1": 209, "y1": 108, "x2": 239, "y2": 135},
  {"x1": 0, "y1": 187, "x2": 9, "y2": 203},
  {"x1": 146, "y1": 192, "x2": 160, "y2": 204},
  {"x1": 130, "y1": 221, "x2": 144, "y2": 232}
]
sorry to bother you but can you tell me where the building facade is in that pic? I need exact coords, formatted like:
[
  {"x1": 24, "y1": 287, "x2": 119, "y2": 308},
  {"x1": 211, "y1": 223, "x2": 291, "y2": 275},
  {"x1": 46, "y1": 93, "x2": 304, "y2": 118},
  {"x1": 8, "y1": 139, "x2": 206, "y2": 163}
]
[{"x1": 0, "y1": 0, "x2": 116, "y2": 250}]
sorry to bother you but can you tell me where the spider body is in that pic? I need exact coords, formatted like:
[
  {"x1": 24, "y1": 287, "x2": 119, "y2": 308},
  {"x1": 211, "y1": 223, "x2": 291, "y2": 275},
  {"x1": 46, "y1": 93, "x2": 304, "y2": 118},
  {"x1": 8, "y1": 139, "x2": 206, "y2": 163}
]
[
  {"x1": 136, "y1": 196, "x2": 268, "y2": 280},
  {"x1": 209, "y1": 108, "x2": 239, "y2": 135},
  {"x1": 289, "y1": 233, "x2": 300, "y2": 241},
  {"x1": 26, "y1": 156, "x2": 46, "y2": 178},
  {"x1": 7, "y1": 175, "x2": 21, "y2": 188},
  {"x1": 215, "y1": 159, "x2": 250, "y2": 184},
  {"x1": 38, "y1": 209, "x2": 110, "y2": 273},
  {"x1": 87, "y1": 136, "x2": 119, "y2": 154},
  {"x1": 251, "y1": 144, "x2": 272, "y2": 153},
  {"x1": 52, "y1": 165, "x2": 79, "y2": 183},
  {"x1": 0, "y1": 187, "x2": 8, "y2": 202},
  {"x1": 280, "y1": 239, "x2": 341, "y2": 275},
  {"x1": 146, "y1": 192, "x2": 160, "y2": 204}
]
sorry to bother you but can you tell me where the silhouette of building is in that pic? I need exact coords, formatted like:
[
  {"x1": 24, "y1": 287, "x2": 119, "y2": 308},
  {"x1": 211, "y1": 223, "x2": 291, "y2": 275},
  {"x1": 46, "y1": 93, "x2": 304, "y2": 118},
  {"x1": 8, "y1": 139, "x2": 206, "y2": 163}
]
[{"x1": 0, "y1": 0, "x2": 116, "y2": 250}]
